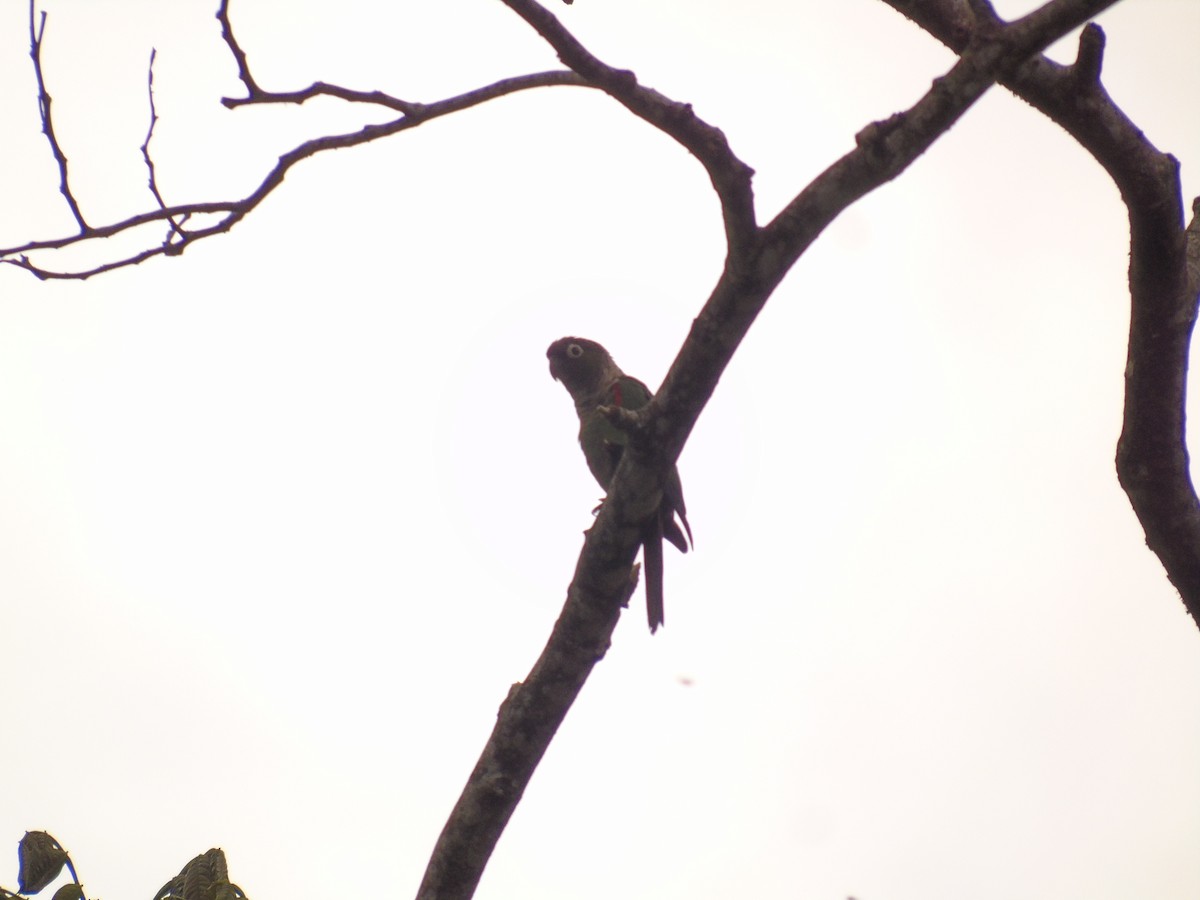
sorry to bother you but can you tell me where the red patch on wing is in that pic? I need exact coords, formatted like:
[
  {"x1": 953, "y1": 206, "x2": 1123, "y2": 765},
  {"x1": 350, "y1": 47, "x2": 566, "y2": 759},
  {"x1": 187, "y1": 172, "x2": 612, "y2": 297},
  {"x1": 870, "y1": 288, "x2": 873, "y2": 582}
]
[{"x1": 612, "y1": 382, "x2": 623, "y2": 407}]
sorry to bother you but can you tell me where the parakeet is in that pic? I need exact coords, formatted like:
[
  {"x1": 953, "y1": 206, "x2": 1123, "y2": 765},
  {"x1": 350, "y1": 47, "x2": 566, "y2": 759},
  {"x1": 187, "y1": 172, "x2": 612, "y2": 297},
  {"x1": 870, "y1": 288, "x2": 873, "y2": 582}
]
[{"x1": 547, "y1": 337, "x2": 692, "y2": 633}]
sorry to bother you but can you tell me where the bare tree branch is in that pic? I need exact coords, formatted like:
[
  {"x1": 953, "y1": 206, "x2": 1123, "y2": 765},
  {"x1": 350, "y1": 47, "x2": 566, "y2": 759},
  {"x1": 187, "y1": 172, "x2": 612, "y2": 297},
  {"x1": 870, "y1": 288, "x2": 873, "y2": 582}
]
[
  {"x1": 28, "y1": 0, "x2": 87, "y2": 233},
  {"x1": 2, "y1": 30, "x2": 589, "y2": 280},
  {"x1": 415, "y1": 2, "x2": 1119, "y2": 897},
  {"x1": 140, "y1": 48, "x2": 190, "y2": 249},
  {"x1": 215, "y1": 0, "x2": 262, "y2": 99},
  {"x1": 215, "y1": 0, "x2": 426, "y2": 114},
  {"x1": 497, "y1": 0, "x2": 757, "y2": 255},
  {"x1": 878, "y1": 0, "x2": 1200, "y2": 624}
]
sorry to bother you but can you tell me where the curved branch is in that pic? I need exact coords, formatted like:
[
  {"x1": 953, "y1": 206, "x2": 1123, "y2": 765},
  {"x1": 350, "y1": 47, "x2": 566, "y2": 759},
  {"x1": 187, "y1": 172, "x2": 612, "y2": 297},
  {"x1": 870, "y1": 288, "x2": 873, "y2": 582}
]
[
  {"x1": 878, "y1": 0, "x2": 1200, "y2": 621},
  {"x1": 498, "y1": 0, "x2": 758, "y2": 256}
]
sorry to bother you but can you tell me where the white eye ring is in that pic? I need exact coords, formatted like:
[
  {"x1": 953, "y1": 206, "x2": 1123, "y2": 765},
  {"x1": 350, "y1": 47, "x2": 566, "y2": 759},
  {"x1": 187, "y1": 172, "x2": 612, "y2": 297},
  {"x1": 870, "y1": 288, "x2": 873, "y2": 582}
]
[{"x1": 567, "y1": 343, "x2": 584, "y2": 358}]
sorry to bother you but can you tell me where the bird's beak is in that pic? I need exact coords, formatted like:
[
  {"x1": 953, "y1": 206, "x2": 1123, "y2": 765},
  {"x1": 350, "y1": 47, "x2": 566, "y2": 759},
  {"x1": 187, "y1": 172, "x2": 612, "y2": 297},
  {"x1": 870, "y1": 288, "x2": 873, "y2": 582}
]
[{"x1": 547, "y1": 354, "x2": 562, "y2": 382}]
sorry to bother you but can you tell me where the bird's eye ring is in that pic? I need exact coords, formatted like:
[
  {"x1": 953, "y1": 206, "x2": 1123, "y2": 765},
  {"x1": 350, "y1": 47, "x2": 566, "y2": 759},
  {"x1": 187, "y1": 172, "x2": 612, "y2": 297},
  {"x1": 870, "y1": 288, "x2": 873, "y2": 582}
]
[{"x1": 567, "y1": 343, "x2": 584, "y2": 358}]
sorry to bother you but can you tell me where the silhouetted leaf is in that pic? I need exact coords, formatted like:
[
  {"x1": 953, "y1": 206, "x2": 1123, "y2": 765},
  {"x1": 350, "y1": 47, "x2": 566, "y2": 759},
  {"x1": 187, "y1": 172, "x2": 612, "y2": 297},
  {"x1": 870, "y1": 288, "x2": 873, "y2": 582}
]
[
  {"x1": 153, "y1": 849, "x2": 246, "y2": 900},
  {"x1": 17, "y1": 832, "x2": 69, "y2": 895},
  {"x1": 51, "y1": 884, "x2": 84, "y2": 900}
]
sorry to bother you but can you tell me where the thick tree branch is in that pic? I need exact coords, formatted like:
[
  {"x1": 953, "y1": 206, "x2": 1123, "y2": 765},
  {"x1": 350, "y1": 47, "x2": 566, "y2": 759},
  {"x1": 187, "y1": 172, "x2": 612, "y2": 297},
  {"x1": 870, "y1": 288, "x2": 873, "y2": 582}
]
[
  {"x1": 416, "y1": 2, "x2": 1112, "y2": 897},
  {"x1": 878, "y1": 0, "x2": 1200, "y2": 622}
]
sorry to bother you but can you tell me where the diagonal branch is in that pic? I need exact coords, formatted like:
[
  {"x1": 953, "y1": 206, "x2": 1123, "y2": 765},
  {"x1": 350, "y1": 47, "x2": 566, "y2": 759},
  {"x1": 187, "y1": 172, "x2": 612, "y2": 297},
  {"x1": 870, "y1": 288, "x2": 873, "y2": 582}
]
[
  {"x1": 877, "y1": 0, "x2": 1200, "y2": 622},
  {"x1": 415, "y1": 2, "x2": 1113, "y2": 897}
]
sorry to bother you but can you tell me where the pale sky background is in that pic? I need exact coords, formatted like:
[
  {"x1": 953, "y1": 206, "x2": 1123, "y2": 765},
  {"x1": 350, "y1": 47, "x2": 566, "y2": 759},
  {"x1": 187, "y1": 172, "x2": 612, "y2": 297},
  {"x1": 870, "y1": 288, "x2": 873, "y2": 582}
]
[{"x1": 1, "y1": 1, "x2": 1198, "y2": 899}]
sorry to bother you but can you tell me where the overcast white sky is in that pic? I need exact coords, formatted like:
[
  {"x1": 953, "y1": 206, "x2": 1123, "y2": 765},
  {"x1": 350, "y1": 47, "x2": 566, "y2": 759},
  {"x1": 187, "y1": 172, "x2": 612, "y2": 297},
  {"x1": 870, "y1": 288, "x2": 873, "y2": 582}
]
[{"x1": 2, "y1": 1, "x2": 1198, "y2": 899}]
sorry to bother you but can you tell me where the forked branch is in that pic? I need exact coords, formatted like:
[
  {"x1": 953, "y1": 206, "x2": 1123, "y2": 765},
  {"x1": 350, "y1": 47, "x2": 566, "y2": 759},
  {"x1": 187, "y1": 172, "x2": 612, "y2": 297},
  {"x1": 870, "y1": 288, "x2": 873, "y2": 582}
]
[{"x1": 1, "y1": 1, "x2": 589, "y2": 279}]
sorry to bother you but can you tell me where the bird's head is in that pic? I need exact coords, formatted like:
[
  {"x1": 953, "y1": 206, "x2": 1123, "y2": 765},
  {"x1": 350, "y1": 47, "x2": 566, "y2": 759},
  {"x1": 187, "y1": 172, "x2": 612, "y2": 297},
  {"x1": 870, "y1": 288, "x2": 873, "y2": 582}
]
[{"x1": 546, "y1": 337, "x2": 617, "y2": 397}]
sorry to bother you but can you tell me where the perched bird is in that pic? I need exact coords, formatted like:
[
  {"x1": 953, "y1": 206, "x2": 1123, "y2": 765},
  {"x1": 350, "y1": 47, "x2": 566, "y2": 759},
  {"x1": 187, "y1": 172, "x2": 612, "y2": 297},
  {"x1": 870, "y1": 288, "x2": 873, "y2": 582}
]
[{"x1": 547, "y1": 337, "x2": 692, "y2": 633}]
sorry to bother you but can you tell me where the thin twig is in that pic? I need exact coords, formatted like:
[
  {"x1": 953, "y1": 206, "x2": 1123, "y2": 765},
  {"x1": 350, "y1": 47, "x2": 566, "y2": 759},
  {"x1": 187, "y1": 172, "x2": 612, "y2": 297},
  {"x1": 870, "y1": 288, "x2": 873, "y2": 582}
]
[
  {"x1": 221, "y1": 80, "x2": 427, "y2": 114},
  {"x1": 28, "y1": 0, "x2": 88, "y2": 233},
  {"x1": 1, "y1": 70, "x2": 589, "y2": 278},
  {"x1": 140, "y1": 47, "x2": 189, "y2": 247},
  {"x1": 214, "y1": 0, "x2": 424, "y2": 113},
  {"x1": 215, "y1": 0, "x2": 260, "y2": 98},
  {"x1": 8, "y1": 0, "x2": 588, "y2": 278}
]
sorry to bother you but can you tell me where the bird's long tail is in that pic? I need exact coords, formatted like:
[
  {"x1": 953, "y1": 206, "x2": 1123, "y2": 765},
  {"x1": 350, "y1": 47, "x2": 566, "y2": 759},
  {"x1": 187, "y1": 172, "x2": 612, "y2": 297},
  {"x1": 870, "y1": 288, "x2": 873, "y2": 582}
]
[{"x1": 642, "y1": 516, "x2": 665, "y2": 634}]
